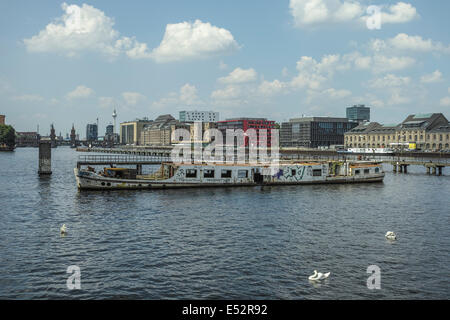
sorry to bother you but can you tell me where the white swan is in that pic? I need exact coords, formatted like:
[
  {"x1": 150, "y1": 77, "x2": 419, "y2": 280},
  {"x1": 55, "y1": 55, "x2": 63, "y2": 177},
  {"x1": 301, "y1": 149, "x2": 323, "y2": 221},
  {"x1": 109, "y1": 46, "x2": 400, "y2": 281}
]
[
  {"x1": 60, "y1": 224, "x2": 67, "y2": 235},
  {"x1": 308, "y1": 270, "x2": 331, "y2": 281},
  {"x1": 385, "y1": 231, "x2": 397, "y2": 240}
]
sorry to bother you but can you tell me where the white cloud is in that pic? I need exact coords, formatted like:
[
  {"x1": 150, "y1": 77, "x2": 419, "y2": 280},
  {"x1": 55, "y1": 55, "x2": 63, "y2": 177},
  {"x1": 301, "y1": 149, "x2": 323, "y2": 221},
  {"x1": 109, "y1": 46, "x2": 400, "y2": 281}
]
[
  {"x1": 334, "y1": 1, "x2": 364, "y2": 22},
  {"x1": 179, "y1": 83, "x2": 201, "y2": 105},
  {"x1": 290, "y1": 54, "x2": 340, "y2": 90},
  {"x1": 379, "y1": 2, "x2": 419, "y2": 24},
  {"x1": 23, "y1": 3, "x2": 148, "y2": 58},
  {"x1": 24, "y1": 4, "x2": 238, "y2": 62},
  {"x1": 439, "y1": 96, "x2": 450, "y2": 107},
  {"x1": 258, "y1": 80, "x2": 288, "y2": 96},
  {"x1": 218, "y1": 68, "x2": 257, "y2": 84},
  {"x1": 389, "y1": 33, "x2": 436, "y2": 52},
  {"x1": 420, "y1": 70, "x2": 443, "y2": 84},
  {"x1": 389, "y1": 89, "x2": 411, "y2": 105},
  {"x1": 371, "y1": 33, "x2": 450, "y2": 54},
  {"x1": 11, "y1": 94, "x2": 44, "y2": 102},
  {"x1": 357, "y1": 54, "x2": 415, "y2": 74},
  {"x1": 290, "y1": 0, "x2": 331, "y2": 26},
  {"x1": 290, "y1": 0, "x2": 417, "y2": 27},
  {"x1": 66, "y1": 85, "x2": 94, "y2": 100},
  {"x1": 211, "y1": 85, "x2": 242, "y2": 100},
  {"x1": 323, "y1": 88, "x2": 351, "y2": 99},
  {"x1": 150, "y1": 20, "x2": 240, "y2": 63},
  {"x1": 368, "y1": 74, "x2": 411, "y2": 88},
  {"x1": 152, "y1": 83, "x2": 203, "y2": 108},
  {"x1": 122, "y1": 92, "x2": 146, "y2": 106}
]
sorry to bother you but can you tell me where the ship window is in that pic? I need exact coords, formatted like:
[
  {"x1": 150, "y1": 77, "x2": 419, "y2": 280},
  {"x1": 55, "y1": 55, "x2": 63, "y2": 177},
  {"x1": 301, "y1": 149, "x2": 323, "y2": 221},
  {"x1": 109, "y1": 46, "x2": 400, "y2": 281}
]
[
  {"x1": 221, "y1": 170, "x2": 232, "y2": 178},
  {"x1": 355, "y1": 170, "x2": 360, "y2": 175},
  {"x1": 204, "y1": 169, "x2": 214, "y2": 178},
  {"x1": 375, "y1": 167, "x2": 380, "y2": 173},
  {"x1": 364, "y1": 169, "x2": 370, "y2": 174},
  {"x1": 238, "y1": 170, "x2": 248, "y2": 178},
  {"x1": 186, "y1": 169, "x2": 197, "y2": 178},
  {"x1": 312, "y1": 169, "x2": 322, "y2": 176}
]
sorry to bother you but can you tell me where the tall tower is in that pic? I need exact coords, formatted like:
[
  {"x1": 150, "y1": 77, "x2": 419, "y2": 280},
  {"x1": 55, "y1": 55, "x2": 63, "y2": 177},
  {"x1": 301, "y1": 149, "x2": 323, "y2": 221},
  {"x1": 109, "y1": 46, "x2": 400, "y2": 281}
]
[
  {"x1": 50, "y1": 124, "x2": 57, "y2": 148},
  {"x1": 70, "y1": 124, "x2": 76, "y2": 146},
  {"x1": 112, "y1": 108, "x2": 117, "y2": 134}
]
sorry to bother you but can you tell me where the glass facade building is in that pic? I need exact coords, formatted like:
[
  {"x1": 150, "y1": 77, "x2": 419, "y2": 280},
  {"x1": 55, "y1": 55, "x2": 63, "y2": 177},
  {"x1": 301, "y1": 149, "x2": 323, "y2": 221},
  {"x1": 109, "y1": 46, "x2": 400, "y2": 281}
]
[
  {"x1": 281, "y1": 117, "x2": 357, "y2": 148},
  {"x1": 86, "y1": 123, "x2": 98, "y2": 141},
  {"x1": 346, "y1": 105, "x2": 370, "y2": 123}
]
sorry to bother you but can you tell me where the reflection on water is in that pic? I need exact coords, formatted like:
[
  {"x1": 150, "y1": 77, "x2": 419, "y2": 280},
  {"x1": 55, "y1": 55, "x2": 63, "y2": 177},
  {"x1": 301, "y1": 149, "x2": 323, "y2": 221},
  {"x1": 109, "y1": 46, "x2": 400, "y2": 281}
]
[{"x1": 0, "y1": 147, "x2": 449, "y2": 299}]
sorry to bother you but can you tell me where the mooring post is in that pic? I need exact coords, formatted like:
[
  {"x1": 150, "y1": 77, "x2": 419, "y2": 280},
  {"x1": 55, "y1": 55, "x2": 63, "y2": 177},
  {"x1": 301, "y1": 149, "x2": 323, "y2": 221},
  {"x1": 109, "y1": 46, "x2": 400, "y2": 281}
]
[
  {"x1": 38, "y1": 140, "x2": 52, "y2": 175},
  {"x1": 438, "y1": 166, "x2": 442, "y2": 176},
  {"x1": 399, "y1": 165, "x2": 403, "y2": 173},
  {"x1": 404, "y1": 165, "x2": 408, "y2": 174}
]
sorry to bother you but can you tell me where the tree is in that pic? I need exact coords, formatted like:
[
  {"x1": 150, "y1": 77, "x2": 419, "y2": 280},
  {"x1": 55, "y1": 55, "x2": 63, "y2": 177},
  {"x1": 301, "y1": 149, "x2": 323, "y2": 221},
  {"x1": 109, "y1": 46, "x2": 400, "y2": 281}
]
[{"x1": 0, "y1": 124, "x2": 16, "y2": 147}]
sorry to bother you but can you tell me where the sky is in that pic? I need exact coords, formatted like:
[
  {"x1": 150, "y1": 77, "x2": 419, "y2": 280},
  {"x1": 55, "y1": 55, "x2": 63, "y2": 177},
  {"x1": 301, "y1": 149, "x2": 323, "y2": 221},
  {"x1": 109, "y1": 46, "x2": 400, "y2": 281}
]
[{"x1": 0, "y1": 0, "x2": 449, "y2": 138}]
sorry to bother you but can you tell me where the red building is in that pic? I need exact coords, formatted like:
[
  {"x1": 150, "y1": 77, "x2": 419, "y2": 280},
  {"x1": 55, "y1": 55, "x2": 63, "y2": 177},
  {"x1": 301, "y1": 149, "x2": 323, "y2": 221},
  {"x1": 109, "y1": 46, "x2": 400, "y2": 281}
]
[{"x1": 217, "y1": 118, "x2": 276, "y2": 147}]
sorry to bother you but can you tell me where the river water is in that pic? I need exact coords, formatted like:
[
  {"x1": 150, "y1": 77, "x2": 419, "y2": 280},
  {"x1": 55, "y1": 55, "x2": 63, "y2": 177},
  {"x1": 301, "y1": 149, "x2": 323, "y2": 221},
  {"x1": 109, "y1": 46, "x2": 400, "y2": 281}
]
[{"x1": 0, "y1": 147, "x2": 449, "y2": 299}]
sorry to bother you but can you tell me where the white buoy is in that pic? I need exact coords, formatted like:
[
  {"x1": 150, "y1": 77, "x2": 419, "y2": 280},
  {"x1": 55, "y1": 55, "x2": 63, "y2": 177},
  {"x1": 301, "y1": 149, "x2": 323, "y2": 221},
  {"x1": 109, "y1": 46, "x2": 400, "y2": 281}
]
[
  {"x1": 60, "y1": 224, "x2": 67, "y2": 235},
  {"x1": 385, "y1": 231, "x2": 397, "y2": 240}
]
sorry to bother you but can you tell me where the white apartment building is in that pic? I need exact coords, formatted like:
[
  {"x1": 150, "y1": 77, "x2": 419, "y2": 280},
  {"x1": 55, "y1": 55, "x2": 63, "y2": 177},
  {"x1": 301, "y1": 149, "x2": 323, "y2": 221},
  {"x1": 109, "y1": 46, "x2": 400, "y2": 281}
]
[{"x1": 179, "y1": 110, "x2": 219, "y2": 122}]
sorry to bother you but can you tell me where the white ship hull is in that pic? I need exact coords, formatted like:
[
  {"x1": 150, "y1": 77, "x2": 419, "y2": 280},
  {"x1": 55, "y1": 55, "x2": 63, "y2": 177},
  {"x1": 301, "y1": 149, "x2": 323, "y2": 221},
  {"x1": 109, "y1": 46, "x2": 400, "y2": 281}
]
[{"x1": 74, "y1": 162, "x2": 384, "y2": 190}]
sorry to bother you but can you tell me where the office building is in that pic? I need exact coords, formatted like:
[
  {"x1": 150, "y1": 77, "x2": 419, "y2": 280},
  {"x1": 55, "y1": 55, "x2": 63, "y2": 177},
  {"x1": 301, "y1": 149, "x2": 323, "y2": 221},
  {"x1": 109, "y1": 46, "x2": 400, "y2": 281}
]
[
  {"x1": 346, "y1": 105, "x2": 370, "y2": 123},
  {"x1": 120, "y1": 118, "x2": 153, "y2": 145},
  {"x1": 140, "y1": 114, "x2": 190, "y2": 146},
  {"x1": 86, "y1": 123, "x2": 98, "y2": 142},
  {"x1": 281, "y1": 117, "x2": 357, "y2": 148},
  {"x1": 216, "y1": 118, "x2": 276, "y2": 147}
]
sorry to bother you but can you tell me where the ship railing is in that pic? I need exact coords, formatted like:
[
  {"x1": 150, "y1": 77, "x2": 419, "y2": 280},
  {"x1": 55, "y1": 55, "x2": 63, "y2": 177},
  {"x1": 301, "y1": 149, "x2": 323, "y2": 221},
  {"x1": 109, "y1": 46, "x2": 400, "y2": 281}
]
[{"x1": 77, "y1": 155, "x2": 171, "y2": 163}]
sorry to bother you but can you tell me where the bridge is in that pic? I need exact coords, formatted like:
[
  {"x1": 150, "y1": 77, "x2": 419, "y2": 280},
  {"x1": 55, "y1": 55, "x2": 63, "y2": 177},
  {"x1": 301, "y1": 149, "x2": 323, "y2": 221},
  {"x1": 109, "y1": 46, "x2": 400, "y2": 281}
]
[
  {"x1": 281, "y1": 151, "x2": 450, "y2": 175},
  {"x1": 76, "y1": 147, "x2": 450, "y2": 175}
]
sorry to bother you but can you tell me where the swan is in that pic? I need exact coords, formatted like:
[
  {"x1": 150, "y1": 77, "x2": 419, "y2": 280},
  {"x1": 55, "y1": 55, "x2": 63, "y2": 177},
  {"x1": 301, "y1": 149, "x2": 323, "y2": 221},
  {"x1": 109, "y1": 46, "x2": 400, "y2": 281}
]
[
  {"x1": 385, "y1": 231, "x2": 397, "y2": 240},
  {"x1": 60, "y1": 224, "x2": 67, "y2": 235},
  {"x1": 308, "y1": 270, "x2": 331, "y2": 281}
]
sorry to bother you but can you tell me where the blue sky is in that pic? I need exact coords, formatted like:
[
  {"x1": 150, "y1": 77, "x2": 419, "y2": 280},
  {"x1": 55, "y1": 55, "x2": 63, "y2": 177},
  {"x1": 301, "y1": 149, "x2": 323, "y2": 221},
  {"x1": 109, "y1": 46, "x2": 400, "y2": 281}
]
[{"x1": 0, "y1": 0, "x2": 449, "y2": 138}]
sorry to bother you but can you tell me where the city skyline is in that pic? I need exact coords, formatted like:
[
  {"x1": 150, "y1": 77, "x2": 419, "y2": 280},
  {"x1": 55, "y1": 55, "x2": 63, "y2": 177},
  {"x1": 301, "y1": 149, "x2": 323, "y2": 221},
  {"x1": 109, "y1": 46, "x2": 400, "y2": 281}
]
[{"x1": 1, "y1": 0, "x2": 449, "y2": 135}]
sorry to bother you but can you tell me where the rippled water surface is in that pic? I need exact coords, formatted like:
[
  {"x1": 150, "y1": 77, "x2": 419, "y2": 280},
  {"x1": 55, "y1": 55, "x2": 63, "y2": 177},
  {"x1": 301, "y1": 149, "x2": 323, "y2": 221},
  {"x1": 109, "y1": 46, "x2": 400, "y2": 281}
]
[{"x1": 0, "y1": 147, "x2": 449, "y2": 299}]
